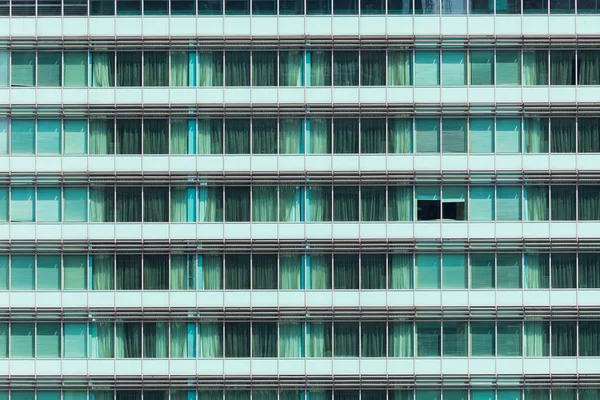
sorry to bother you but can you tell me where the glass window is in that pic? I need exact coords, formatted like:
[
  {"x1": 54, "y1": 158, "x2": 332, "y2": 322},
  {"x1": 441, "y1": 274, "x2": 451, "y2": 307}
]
[
  {"x1": 361, "y1": 0, "x2": 384, "y2": 12},
  {"x1": 116, "y1": 323, "x2": 142, "y2": 357},
  {"x1": 252, "y1": 254, "x2": 277, "y2": 289},
  {"x1": 578, "y1": 0, "x2": 600, "y2": 13},
  {"x1": 470, "y1": 0, "x2": 492, "y2": 12},
  {"x1": 37, "y1": 120, "x2": 62, "y2": 154},
  {"x1": 116, "y1": 187, "x2": 142, "y2": 222},
  {"x1": 523, "y1": 0, "x2": 547, "y2": 13},
  {"x1": 252, "y1": 322, "x2": 277, "y2": 356},
  {"x1": 117, "y1": 0, "x2": 141, "y2": 14},
  {"x1": 525, "y1": 321, "x2": 549, "y2": 356},
  {"x1": 388, "y1": 51, "x2": 411, "y2": 86},
  {"x1": 225, "y1": 0, "x2": 249, "y2": 13},
  {"x1": 497, "y1": 186, "x2": 522, "y2": 221},
  {"x1": 441, "y1": 118, "x2": 467, "y2": 153},
  {"x1": 333, "y1": 118, "x2": 358, "y2": 153},
  {"x1": 225, "y1": 51, "x2": 250, "y2": 86},
  {"x1": 523, "y1": 50, "x2": 548, "y2": 85},
  {"x1": 225, "y1": 187, "x2": 250, "y2": 222},
  {"x1": 579, "y1": 185, "x2": 600, "y2": 220},
  {"x1": 116, "y1": 255, "x2": 141, "y2": 290},
  {"x1": 143, "y1": 52, "x2": 168, "y2": 86},
  {"x1": 37, "y1": 323, "x2": 61, "y2": 358},
  {"x1": 550, "y1": 118, "x2": 575, "y2": 153},
  {"x1": 552, "y1": 321, "x2": 576, "y2": 356},
  {"x1": 470, "y1": 186, "x2": 494, "y2": 221},
  {"x1": 144, "y1": 0, "x2": 168, "y2": 13},
  {"x1": 361, "y1": 51, "x2": 385, "y2": 86},
  {"x1": 90, "y1": 187, "x2": 115, "y2": 222},
  {"x1": 334, "y1": 0, "x2": 357, "y2": 13},
  {"x1": 496, "y1": 118, "x2": 521, "y2": 153},
  {"x1": 496, "y1": 50, "x2": 521, "y2": 85},
  {"x1": 443, "y1": 322, "x2": 467, "y2": 356},
  {"x1": 416, "y1": 254, "x2": 440, "y2": 289},
  {"x1": 470, "y1": 254, "x2": 495, "y2": 288},
  {"x1": 361, "y1": 119, "x2": 386, "y2": 153},
  {"x1": 63, "y1": 324, "x2": 87, "y2": 357},
  {"x1": 416, "y1": 322, "x2": 440, "y2": 356},
  {"x1": 279, "y1": 51, "x2": 303, "y2": 86},
  {"x1": 361, "y1": 254, "x2": 386, "y2": 289},
  {"x1": 308, "y1": 322, "x2": 332, "y2": 357},
  {"x1": 92, "y1": 52, "x2": 115, "y2": 87},
  {"x1": 11, "y1": 52, "x2": 35, "y2": 87},
  {"x1": 198, "y1": 0, "x2": 222, "y2": 13},
  {"x1": 308, "y1": 186, "x2": 332, "y2": 222},
  {"x1": 550, "y1": 50, "x2": 575, "y2": 85},
  {"x1": 38, "y1": 52, "x2": 62, "y2": 87},
  {"x1": 442, "y1": 253, "x2": 466, "y2": 288},
  {"x1": 307, "y1": 0, "x2": 331, "y2": 13},
  {"x1": 171, "y1": 52, "x2": 192, "y2": 87},
  {"x1": 333, "y1": 254, "x2": 359, "y2": 289},
  {"x1": 143, "y1": 119, "x2": 168, "y2": 154},
  {"x1": 579, "y1": 321, "x2": 600, "y2": 356},
  {"x1": 11, "y1": 187, "x2": 35, "y2": 222},
  {"x1": 550, "y1": 185, "x2": 575, "y2": 221},
  {"x1": 497, "y1": 322, "x2": 522, "y2": 356},
  {"x1": 470, "y1": 51, "x2": 494, "y2": 85},
  {"x1": 64, "y1": 120, "x2": 87, "y2": 154},
  {"x1": 525, "y1": 185, "x2": 549, "y2": 221},
  {"x1": 253, "y1": 0, "x2": 276, "y2": 13},
  {"x1": 471, "y1": 322, "x2": 495, "y2": 356},
  {"x1": 497, "y1": 253, "x2": 522, "y2": 288},
  {"x1": 225, "y1": 322, "x2": 250, "y2": 357},
  {"x1": 252, "y1": 119, "x2": 277, "y2": 154},
  {"x1": 64, "y1": 255, "x2": 87, "y2": 290},
  {"x1": 91, "y1": 0, "x2": 115, "y2": 14},
  {"x1": 12, "y1": 256, "x2": 34, "y2": 289},
  {"x1": 333, "y1": 51, "x2": 358, "y2": 86},
  {"x1": 310, "y1": 50, "x2": 332, "y2": 86},
  {"x1": 225, "y1": 254, "x2": 250, "y2": 289},
  {"x1": 117, "y1": 51, "x2": 142, "y2": 86},
  {"x1": 171, "y1": 0, "x2": 195, "y2": 12},
  {"x1": 496, "y1": 0, "x2": 520, "y2": 13},
  {"x1": 143, "y1": 187, "x2": 169, "y2": 222},
  {"x1": 361, "y1": 186, "x2": 386, "y2": 222},
  {"x1": 441, "y1": 51, "x2": 466, "y2": 86},
  {"x1": 37, "y1": 255, "x2": 61, "y2": 289},
  {"x1": 0, "y1": 52, "x2": 8, "y2": 87},
  {"x1": 252, "y1": 51, "x2": 277, "y2": 86},
  {"x1": 280, "y1": 0, "x2": 304, "y2": 12},
  {"x1": 579, "y1": 253, "x2": 600, "y2": 289},
  {"x1": 416, "y1": 186, "x2": 440, "y2": 221},
  {"x1": 551, "y1": 253, "x2": 576, "y2": 288},
  {"x1": 524, "y1": 117, "x2": 549, "y2": 153},
  {"x1": 333, "y1": 186, "x2": 359, "y2": 221},
  {"x1": 252, "y1": 186, "x2": 277, "y2": 222},
  {"x1": 116, "y1": 119, "x2": 141, "y2": 154},
  {"x1": 11, "y1": 323, "x2": 34, "y2": 357},
  {"x1": 11, "y1": 120, "x2": 35, "y2": 154},
  {"x1": 334, "y1": 322, "x2": 359, "y2": 356},
  {"x1": 551, "y1": 0, "x2": 574, "y2": 12},
  {"x1": 143, "y1": 322, "x2": 169, "y2": 357},
  {"x1": 415, "y1": 51, "x2": 439, "y2": 86},
  {"x1": 415, "y1": 119, "x2": 440, "y2": 153}
]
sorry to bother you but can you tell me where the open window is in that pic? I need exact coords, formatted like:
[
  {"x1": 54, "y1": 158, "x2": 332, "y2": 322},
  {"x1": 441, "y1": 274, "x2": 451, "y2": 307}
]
[
  {"x1": 416, "y1": 186, "x2": 440, "y2": 221},
  {"x1": 442, "y1": 186, "x2": 467, "y2": 220}
]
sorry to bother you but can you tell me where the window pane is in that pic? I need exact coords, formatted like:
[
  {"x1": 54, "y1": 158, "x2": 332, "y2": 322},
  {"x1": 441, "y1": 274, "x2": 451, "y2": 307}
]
[
  {"x1": 497, "y1": 322, "x2": 522, "y2": 356},
  {"x1": 470, "y1": 254, "x2": 495, "y2": 288},
  {"x1": 144, "y1": 52, "x2": 169, "y2": 86},
  {"x1": 225, "y1": 254, "x2": 250, "y2": 289},
  {"x1": 333, "y1": 119, "x2": 358, "y2": 154},
  {"x1": 11, "y1": 52, "x2": 35, "y2": 87},
  {"x1": 11, "y1": 120, "x2": 35, "y2": 154},
  {"x1": 550, "y1": 118, "x2": 575, "y2": 153},
  {"x1": 64, "y1": 324, "x2": 87, "y2": 357},
  {"x1": 415, "y1": 119, "x2": 440, "y2": 153},
  {"x1": 117, "y1": 52, "x2": 142, "y2": 86},
  {"x1": 550, "y1": 50, "x2": 575, "y2": 85},
  {"x1": 471, "y1": 322, "x2": 495, "y2": 356},
  {"x1": 361, "y1": 51, "x2": 385, "y2": 86},
  {"x1": 37, "y1": 323, "x2": 61, "y2": 357},
  {"x1": 37, "y1": 120, "x2": 62, "y2": 154},
  {"x1": 11, "y1": 187, "x2": 35, "y2": 222},
  {"x1": 117, "y1": 0, "x2": 141, "y2": 14},
  {"x1": 496, "y1": 118, "x2": 521, "y2": 153},
  {"x1": 334, "y1": 322, "x2": 358, "y2": 356},
  {"x1": 144, "y1": 0, "x2": 168, "y2": 13},
  {"x1": 441, "y1": 51, "x2": 466, "y2": 86},
  {"x1": 416, "y1": 322, "x2": 440, "y2": 356},
  {"x1": 64, "y1": 255, "x2": 87, "y2": 290},
  {"x1": 92, "y1": 52, "x2": 115, "y2": 87},
  {"x1": 334, "y1": 254, "x2": 358, "y2": 289},
  {"x1": 333, "y1": 51, "x2": 358, "y2": 86},
  {"x1": 415, "y1": 51, "x2": 439, "y2": 85},
  {"x1": 37, "y1": 255, "x2": 61, "y2": 290},
  {"x1": 442, "y1": 118, "x2": 466, "y2": 153},
  {"x1": 64, "y1": 120, "x2": 87, "y2": 154},
  {"x1": 470, "y1": 51, "x2": 494, "y2": 85},
  {"x1": 442, "y1": 254, "x2": 466, "y2": 289},
  {"x1": 416, "y1": 254, "x2": 440, "y2": 289},
  {"x1": 38, "y1": 52, "x2": 62, "y2": 87},
  {"x1": 11, "y1": 323, "x2": 34, "y2": 357},
  {"x1": 443, "y1": 322, "x2": 467, "y2": 356},
  {"x1": 523, "y1": 50, "x2": 548, "y2": 85},
  {"x1": 497, "y1": 186, "x2": 522, "y2": 221},
  {"x1": 497, "y1": 253, "x2": 522, "y2": 288},
  {"x1": 496, "y1": 50, "x2": 521, "y2": 85}
]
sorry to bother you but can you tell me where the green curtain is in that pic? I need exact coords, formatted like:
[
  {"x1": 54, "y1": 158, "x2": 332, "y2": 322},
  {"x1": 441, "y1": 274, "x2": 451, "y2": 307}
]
[
  {"x1": 551, "y1": 253, "x2": 576, "y2": 288},
  {"x1": 225, "y1": 254, "x2": 250, "y2": 289},
  {"x1": 279, "y1": 322, "x2": 303, "y2": 357},
  {"x1": 525, "y1": 321, "x2": 549, "y2": 356},
  {"x1": 198, "y1": 119, "x2": 223, "y2": 154},
  {"x1": 578, "y1": 50, "x2": 600, "y2": 85},
  {"x1": 252, "y1": 51, "x2": 277, "y2": 86},
  {"x1": 578, "y1": 118, "x2": 600, "y2": 152},
  {"x1": 309, "y1": 118, "x2": 332, "y2": 154},
  {"x1": 117, "y1": 52, "x2": 142, "y2": 86},
  {"x1": 90, "y1": 323, "x2": 114, "y2": 357},
  {"x1": 143, "y1": 187, "x2": 168, "y2": 222},
  {"x1": 525, "y1": 118, "x2": 549, "y2": 153},
  {"x1": 199, "y1": 51, "x2": 224, "y2": 86},
  {"x1": 552, "y1": 321, "x2": 576, "y2": 356},
  {"x1": 225, "y1": 119, "x2": 250, "y2": 154},
  {"x1": 280, "y1": 255, "x2": 302, "y2": 289},
  {"x1": 523, "y1": 50, "x2": 548, "y2": 85},
  {"x1": 116, "y1": 255, "x2": 141, "y2": 290},
  {"x1": 550, "y1": 118, "x2": 576, "y2": 153},
  {"x1": 361, "y1": 118, "x2": 386, "y2": 153},
  {"x1": 579, "y1": 321, "x2": 600, "y2": 356},
  {"x1": 143, "y1": 254, "x2": 169, "y2": 290},
  {"x1": 279, "y1": 51, "x2": 303, "y2": 86},
  {"x1": 580, "y1": 390, "x2": 600, "y2": 400},
  {"x1": 361, "y1": 187, "x2": 385, "y2": 221},
  {"x1": 143, "y1": 52, "x2": 168, "y2": 86},
  {"x1": 280, "y1": 119, "x2": 303, "y2": 154},
  {"x1": 170, "y1": 255, "x2": 192, "y2": 290},
  {"x1": 279, "y1": 186, "x2": 303, "y2": 222},
  {"x1": 334, "y1": 322, "x2": 359, "y2": 356},
  {"x1": 225, "y1": 51, "x2": 250, "y2": 86},
  {"x1": 310, "y1": 51, "x2": 332, "y2": 86},
  {"x1": 143, "y1": 322, "x2": 168, "y2": 358},
  {"x1": 252, "y1": 254, "x2": 277, "y2": 289},
  {"x1": 92, "y1": 254, "x2": 114, "y2": 290},
  {"x1": 116, "y1": 120, "x2": 141, "y2": 154},
  {"x1": 551, "y1": 389, "x2": 577, "y2": 400},
  {"x1": 550, "y1": 50, "x2": 575, "y2": 85},
  {"x1": 252, "y1": 119, "x2": 277, "y2": 154},
  {"x1": 309, "y1": 186, "x2": 332, "y2": 221},
  {"x1": 90, "y1": 120, "x2": 115, "y2": 154},
  {"x1": 116, "y1": 187, "x2": 141, "y2": 222},
  {"x1": 551, "y1": 185, "x2": 576, "y2": 221},
  {"x1": 361, "y1": 51, "x2": 385, "y2": 86},
  {"x1": 334, "y1": 186, "x2": 359, "y2": 221},
  {"x1": 333, "y1": 51, "x2": 358, "y2": 86},
  {"x1": 333, "y1": 119, "x2": 358, "y2": 153},
  {"x1": 92, "y1": 52, "x2": 115, "y2": 87},
  {"x1": 361, "y1": 254, "x2": 386, "y2": 289},
  {"x1": 388, "y1": 51, "x2": 411, "y2": 86},
  {"x1": 198, "y1": 391, "x2": 222, "y2": 400},
  {"x1": 170, "y1": 187, "x2": 188, "y2": 223},
  {"x1": 199, "y1": 186, "x2": 223, "y2": 222},
  {"x1": 361, "y1": 322, "x2": 385, "y2": 357},
  {"x1": 578, "y1": 253, "x2": 600, "y2": 288},
  {"x1": 225, "y1": 187, "x2": 250, "y2": 222},
  {"x1": 252, "y1": 322, "x2": 277, "y2": 357},
  {"x1": 525, "y1": 253, "x2": 549, "y2": 289},
  {"x1": 310, "y1": 255, "x2": 332, "y2": 289},
  {"x1": 578, "y1": 186, "x2": 600, "y2": 220},
  {"x1": 225, "y1": 322, "x2": 250, "y2": 357},
  {"x1": 525, "y1": 185, "x2": 549, "y2": 221},
  {"x1": 388, "y1": 118, "x2": 412, "y2": 153},
  {"x1": 170, "y1": 51, "x2": 190, "y2": 87},
  {"x1": 308, "y1": 322, "x2": 332, "y2": 357},
  {"x1": 389, "y1": 254, "x2": 413, "y2": 289},
  {"x1": 199, "y1": 322, "x2": 223, "y2": 357},
  {"x1": 116, "y1": 322, "x2": 141, "y2": 358},
  {"x1": 388, "y1": 186, "x2": 412, "y2": 221},
  {"x1": 143, "y1": 119, "x2": 169, "y2": 154},
  {"x1": 90, "y1": 187, "x2": 114, "y2": 222},
  {"x1": 334, "y1": 254, "x2": 359, "y2": 289}
]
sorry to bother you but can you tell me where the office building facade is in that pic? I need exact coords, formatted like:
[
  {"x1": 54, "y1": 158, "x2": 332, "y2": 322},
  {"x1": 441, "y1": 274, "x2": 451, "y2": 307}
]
[{"x1": 0, "y1": 1, "x2": 599, "y2": 399}]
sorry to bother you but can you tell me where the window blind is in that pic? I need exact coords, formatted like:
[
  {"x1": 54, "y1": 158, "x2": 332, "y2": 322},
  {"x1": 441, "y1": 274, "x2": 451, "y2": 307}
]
[
  {"x1": 37, "y1": 187, "x2": 61, "y2": 222},
  {"x1": 12, "y1": 393, "x2": 34, "y2": 400},
  {"x1": 497, "y1": 322, "x2": 521, "y2": 356},
  {"x1": 64, "y1": 120, "x2": 87, "y2": 154},
  {"x1": 470, "y1": 51, "x2": 494, "y2": 85},
  {"x1": 0, "y1": 51, "x2": 8, "y2": 86},
  {"x1": 469, "y1": 118, "x2": 494, "y2": 152},
  {"x1": 37, "y1": 323, "x2": 60, "y2": 358},
  {"x1": 64, "y1": 187, "x2": 87, "y2": 222},
  {"x1": 416, "y1": 254, "x2": 440, "y2": 289},
  {"x1": 415, "y1": 119, "x2": 440, "y2": 153},
  {"x1": 64, "y1": 323, "x2": 87, "y2": 358},
  {"x1": 11, "y1": 120, "x2": 35, "y2": 154},
  {"x1": 37, "y1": 255, "x2": 60, "y2": 290},
  {"x1": 496, "y1": 391, "x2": 522, "y2": 400},
  {"x1": 64, "y1": 392, "x2": 87, "y2": 400},
  {"x1": 64, "y1": 255, "x2": 87, "y2": 290},
  {"x1": 11, "y1": 255, "x2": 34, "y2": 290},
  {"x1": 497, "y1": 253, "x2": 522, "y2": 288},
  {"x1": 11, "y1": 52, "x2": 35, "y2": 87},
  {"x1": 441, "y1": 51, "x2": 466, "y2": 86},
  {"x1": 0, "y1": 119, "x2": 7, "y2": 154},
  {"x1": 496, "y1": 51, "x2": 521, "y2": 85},
  {"x1": 496, "y1": 186, "x2": 521, "y2": 221},
  {"x1": 470, "y1": 322, "x2": 495, "y2": 356},
  {"x1": 442, "y1": 254, "x2": 467, "y2": 288},
  {"x1": 0, "y1": 187, "x2": 7, "y2": 222},
  {"x1": 416, "y1": 186, "x2": 440, "y2": 200},
  {"x1": 471, "y1": 391, "x2": 494, "y2": 400},
  {"x1": 470, "y1": 254, "x2": 494, "y2": 288},
  {"x1": 442, "y1": 186, "x2": 466, "y2": 202},
  {"x1": 38, "y1": 52, "x2": 61, "y2": 87},
  {"x1": 64, "y1": 52, "x2": 87, "y2": 87},
  {"x1": 415, "y1": 51, "x2": 440, "y2": 86},
  {"x1": 0, "y1": 323, "x2": 7, "y2": 357},
  {"x1": 496, "y1": 118, "x2": 521, "y2": 152},
  {"x1": 0, "y1": 255, "x2": 6, "y2": 290},
  {"x1": 37, "y1": 120, "x2": 62, "y2": 154},
  {"x1": 416, "y1": 323, "x2": 440, "y2": 356},
  {"x1": 469, "y1": 186, "x2": 494, "y2": 221},
  {"x1": 37, "y1": 392, "x2": 60, "y2": 400},
  {"x1": 11, "y1": 323, "x2": 34, "y2": 357},
  {"x1": 11, "y1": 187, "x2": 35, "y2": 222},
  {"x1": 441, "y1": 119, "x2": 467, "y2": 152}
]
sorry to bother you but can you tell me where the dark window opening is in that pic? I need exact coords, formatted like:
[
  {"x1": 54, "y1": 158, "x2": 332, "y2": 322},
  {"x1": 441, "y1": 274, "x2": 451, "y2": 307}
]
[{"x1": 417, "y1": 200, "x2": 440, "y2": 221}]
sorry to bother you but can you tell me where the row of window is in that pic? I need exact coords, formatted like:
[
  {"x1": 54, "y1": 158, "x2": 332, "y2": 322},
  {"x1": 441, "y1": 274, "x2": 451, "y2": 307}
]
[
  {"x1": 3, "y1": 0, "x2": 600, "y2": 15},
  {"x1": 1, "y1": 251, "x2": 598, "y2": 291},
  {"x1": 4, "y1": 116, "x2": 600, "y2": 155},
  {"x1": 0, "y1": 184, "x2": 597, "y2": 223},
  {"x1": 3, "y1": 49, "x2": 600, "y2": 88},
  {"x1": 0, "y1": 389, "x2": 595, "y2": 400},
  {"x1": 1, "y1": 319, "x2": 599, "y2": 358}
]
